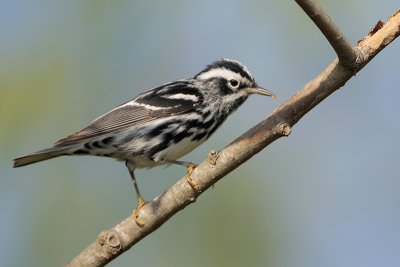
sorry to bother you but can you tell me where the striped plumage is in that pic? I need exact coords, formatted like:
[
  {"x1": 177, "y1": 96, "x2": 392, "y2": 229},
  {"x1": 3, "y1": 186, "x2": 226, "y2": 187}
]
[{"x1": 13, "y1": 59, "x2": 276, "y2": 222}]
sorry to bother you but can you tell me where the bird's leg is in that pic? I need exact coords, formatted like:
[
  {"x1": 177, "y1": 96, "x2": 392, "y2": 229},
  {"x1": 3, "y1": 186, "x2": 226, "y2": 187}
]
[
  {"x1": 125, "y1": 161, "x2": 146, "y2": 226},
  {"x1": 165, "y1": 160, "x2": 201, "y2": 192}
]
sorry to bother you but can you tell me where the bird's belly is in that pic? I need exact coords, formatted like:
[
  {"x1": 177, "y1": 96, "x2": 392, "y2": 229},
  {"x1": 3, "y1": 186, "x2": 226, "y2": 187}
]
[
  {"x1": 121, "y1": 133, "x2": 207, "y2": 168},
  {"x1": 153, "y1": 136, "x2": 206, "y2": 162}
]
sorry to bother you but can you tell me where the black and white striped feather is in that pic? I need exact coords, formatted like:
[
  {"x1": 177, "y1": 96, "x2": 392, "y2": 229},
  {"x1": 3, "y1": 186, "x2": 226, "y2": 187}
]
[
  {"x1": 13, "y1": 59, "x2": 275, "y2": 168},
  {"x1": 56, "y1": 81, "x2": 204, "y2": 145}
]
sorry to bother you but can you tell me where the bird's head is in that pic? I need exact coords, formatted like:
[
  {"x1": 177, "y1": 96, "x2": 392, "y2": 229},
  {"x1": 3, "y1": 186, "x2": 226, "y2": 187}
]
[{"x1": 194, "y1": 59, "x2": 276, "y2": 102}]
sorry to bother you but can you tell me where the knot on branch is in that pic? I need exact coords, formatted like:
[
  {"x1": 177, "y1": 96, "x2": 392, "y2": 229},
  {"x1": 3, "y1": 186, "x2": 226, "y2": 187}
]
[
  {"x1": 276, "y1": 122, "x2": 292, "y2": 137},
  {"x1": 97, "y1": 230, "x2": 122, "y2": 256},
  {"x1": 208, "y1": 150, "x2": 219, "y2": 167}
]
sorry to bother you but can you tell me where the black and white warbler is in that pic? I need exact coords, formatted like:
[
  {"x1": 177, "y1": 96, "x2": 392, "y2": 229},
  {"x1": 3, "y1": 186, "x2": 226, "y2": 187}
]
[{"x1": 13, "y1": 59, "x2": 276, "y2": 222}]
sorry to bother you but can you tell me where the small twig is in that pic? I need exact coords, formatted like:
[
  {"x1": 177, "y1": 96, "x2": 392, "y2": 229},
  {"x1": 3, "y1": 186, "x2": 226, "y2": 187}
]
[
  {"x1": 295, "y1": 0, "x2": 358, "y2": 68},
  {"x1": 66, "y1": 9, "x2": 400, "y2": 267}
]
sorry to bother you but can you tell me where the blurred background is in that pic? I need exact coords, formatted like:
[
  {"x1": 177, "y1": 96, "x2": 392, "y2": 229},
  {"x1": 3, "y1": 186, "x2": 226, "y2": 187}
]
[{"x1": 1, "y1": 1, "x2": 399, "y2": 266}]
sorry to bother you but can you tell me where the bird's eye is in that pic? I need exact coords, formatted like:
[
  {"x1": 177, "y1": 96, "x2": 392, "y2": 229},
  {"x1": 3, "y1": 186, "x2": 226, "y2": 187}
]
[{"x1": 228, "y1": 79, "x2": 240, "y2": 88}]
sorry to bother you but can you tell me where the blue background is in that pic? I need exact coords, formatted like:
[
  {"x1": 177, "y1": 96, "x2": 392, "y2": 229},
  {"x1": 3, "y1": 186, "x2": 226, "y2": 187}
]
[{"x1": 1, "y1": 1, "x2": 399, "y2": 266}]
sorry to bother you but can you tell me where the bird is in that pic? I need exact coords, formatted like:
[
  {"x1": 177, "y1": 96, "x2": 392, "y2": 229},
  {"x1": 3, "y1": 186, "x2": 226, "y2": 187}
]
[{"x1": 13, "y1": 58, "x2": 276, "y2": 225}]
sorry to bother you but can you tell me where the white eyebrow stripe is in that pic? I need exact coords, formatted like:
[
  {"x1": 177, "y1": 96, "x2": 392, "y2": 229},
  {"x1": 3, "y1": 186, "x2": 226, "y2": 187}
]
[{"x1": 196, "y1": 68, "x2": 244, "y2": 82}]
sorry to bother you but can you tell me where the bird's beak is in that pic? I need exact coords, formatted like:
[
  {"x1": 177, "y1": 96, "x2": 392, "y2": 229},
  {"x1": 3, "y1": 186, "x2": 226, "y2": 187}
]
[{"x1": 244, "y1": 86, "x2": 277, "y2": 99}]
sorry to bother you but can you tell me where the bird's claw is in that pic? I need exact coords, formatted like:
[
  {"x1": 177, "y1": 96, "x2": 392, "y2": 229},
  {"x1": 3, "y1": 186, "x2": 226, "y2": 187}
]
[
  {"x1": 132, "y1": 195, "x2": 146, "y2": 226},
  {"x1": 185, "y1": 163, "x2": 201, "y2": 192}
]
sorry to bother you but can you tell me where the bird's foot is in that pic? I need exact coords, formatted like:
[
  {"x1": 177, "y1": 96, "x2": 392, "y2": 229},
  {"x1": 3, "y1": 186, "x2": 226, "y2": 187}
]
[
  {"x1": 132, "y1": 195, "x2": 146, "y2": 226},
  {"x1": 185, "y1": 163, "x2": 201, "y2": 192}
]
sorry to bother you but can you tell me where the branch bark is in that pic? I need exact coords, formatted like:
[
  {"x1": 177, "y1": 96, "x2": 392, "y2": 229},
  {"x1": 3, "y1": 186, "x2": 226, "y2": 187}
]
[
  {"x1": 295, "y1": 0, "x2": 358, "y2": 68},
  {"x1": 66, "y1": 5, "x2": 400, "y2": 267}
]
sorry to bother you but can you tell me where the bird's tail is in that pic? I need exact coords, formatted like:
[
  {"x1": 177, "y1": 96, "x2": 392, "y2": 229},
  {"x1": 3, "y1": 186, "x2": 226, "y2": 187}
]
[{"x1": 13, "y1": 146, "x2": 73, "y2": 168}]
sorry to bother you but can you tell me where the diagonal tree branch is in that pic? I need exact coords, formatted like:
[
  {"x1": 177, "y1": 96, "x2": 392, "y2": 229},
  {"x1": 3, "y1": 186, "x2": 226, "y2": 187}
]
[
  {"x1": 295, "y1": 0, "x2": 358, "y2": 68},
  {"x1": 66, "y1": 5, "x2": 400, "y2": 267}
]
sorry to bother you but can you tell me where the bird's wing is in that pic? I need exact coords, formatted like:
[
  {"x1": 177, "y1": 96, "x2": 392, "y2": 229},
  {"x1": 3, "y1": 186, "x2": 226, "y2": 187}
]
[{"x1": 56, "y1": 80, "x2": 204, "y2": 145}]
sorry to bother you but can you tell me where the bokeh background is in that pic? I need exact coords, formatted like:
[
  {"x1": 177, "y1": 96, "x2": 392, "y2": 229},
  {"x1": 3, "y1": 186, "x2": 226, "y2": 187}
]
[{"x1": 1, "y1": 1, "x2": 399, "y2": 266}]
